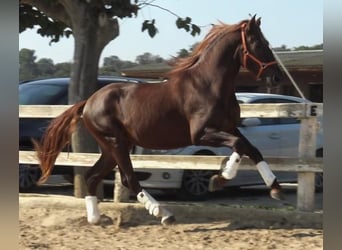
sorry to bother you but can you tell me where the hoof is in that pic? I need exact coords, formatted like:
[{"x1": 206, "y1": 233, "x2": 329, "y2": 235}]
[
  {"x1": 87, "y1": 215, "x2": 101, "y2": 225},
  {"x1": 270, "y1": 189, "x2": 285, "y2": 201},
  {"x1": 208, "y1": 174, "x2": 227, "y2": 192},
  {"x1": 161, "y1": 215, "x2": 176, "y2": 225}
]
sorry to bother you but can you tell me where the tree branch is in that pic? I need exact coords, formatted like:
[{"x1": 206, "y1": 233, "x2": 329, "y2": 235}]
[
  {"x1": 20, "y1": 0, "x2": 71, "y2": 27},
  {"x1": 139, "y1": 2, "x2": 180, "y2": 18}
]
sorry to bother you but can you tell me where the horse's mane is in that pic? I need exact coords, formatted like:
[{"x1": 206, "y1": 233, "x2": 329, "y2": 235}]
[{"x1": 168, "y1": 20, "x2": 248, "y2": 77}]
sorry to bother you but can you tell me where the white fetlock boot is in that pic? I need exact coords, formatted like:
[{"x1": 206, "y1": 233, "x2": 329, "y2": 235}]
[
  {"x1": 209, "y1": 152, "x2": 242, "y2": 192},
  {"x1": 255, "y1": 161, "x2": 276, "y2": 187},
  {"x1": 137, "y1": 189, "x2": 175, "y2": 225},
  {"x1": 255, "y1": 161, "x2": 284, "y2": 200},
  {"x1": 221, "y1": 152, "x2": 241, "y2": 179},
  {"x1": 85, "y1": 196, "x2": 101, "y2": 224}
]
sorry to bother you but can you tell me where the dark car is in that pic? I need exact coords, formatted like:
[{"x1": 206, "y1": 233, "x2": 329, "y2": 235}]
[{"x1": 19, "y1": 76, "x2": 147, "y2": 191}]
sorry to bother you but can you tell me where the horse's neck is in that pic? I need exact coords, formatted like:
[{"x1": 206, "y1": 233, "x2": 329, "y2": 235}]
[
  {"x1": 193, "y1": 40, "x2": 241, "y2": 98},
  {"x1": 169, "y1": 32, "x2": 242, "y2": 100}
]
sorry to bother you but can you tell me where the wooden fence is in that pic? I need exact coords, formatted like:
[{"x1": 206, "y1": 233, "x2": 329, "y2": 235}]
[{"x1": 19, "y1": 103, "x2": 323, "y2": 212}]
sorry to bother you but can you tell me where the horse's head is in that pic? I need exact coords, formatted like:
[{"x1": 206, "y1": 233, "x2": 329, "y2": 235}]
[{"x1": 237, "y1": 15, "x2": 283, "y2": 83}]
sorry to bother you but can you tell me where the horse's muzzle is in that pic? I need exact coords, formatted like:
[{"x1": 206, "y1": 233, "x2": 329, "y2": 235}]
[
  {"x1": 269, "y1": 74, "x2": 282, "y2": 83},
  {"x1": 266, "y1": 67, "x2": 283, "y2": 84},
  {"x1": 266, "y1": 75, "x2": 280, "y2": 86}
]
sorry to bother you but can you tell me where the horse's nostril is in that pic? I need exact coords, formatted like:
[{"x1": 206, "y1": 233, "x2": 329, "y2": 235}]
[
  {"x1": 266, "y1": 75, "x2": 281, "y2": 84},
  {"x1": 273, "y1": 75, "x2": 281, "y2": 82}
]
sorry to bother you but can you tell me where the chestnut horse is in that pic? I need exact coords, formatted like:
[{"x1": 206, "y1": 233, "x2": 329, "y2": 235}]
[{"x1": 34, "y1": 16, "x2": 283, "y2": 225}]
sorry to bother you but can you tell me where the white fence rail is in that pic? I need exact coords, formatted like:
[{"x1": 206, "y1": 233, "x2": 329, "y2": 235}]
[{"x1": 19, "y1": 103, "x2": 323, "y2": 211}]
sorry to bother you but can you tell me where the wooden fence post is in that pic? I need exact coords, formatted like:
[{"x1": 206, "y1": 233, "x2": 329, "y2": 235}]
[
  {"x1": 113, "y1": 170, "x2": 130, "y2": 202},
  {"x1": 297, "y1": 105, "x2": 318, "y2": 211}
]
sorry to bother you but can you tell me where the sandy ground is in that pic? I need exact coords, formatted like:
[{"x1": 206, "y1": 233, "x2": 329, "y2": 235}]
[{"x1": 19, "y1": 191, "x2": 323, "y2": 250}]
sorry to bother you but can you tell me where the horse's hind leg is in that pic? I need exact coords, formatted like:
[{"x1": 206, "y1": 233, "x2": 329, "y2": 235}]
[
  {"x1": 84, "y1": 150, "x2": 117, "y2": 224},
  {"x1": 106, "y1": 136, "x2": 175, "y2": 225},
  {"x1": 85, "y1": 151, "x2": 117, "y2": 196}
]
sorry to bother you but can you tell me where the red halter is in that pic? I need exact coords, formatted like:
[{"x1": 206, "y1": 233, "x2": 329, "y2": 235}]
[{"x1": 240, "y1": 23, "x2": 277, "y2": 79}]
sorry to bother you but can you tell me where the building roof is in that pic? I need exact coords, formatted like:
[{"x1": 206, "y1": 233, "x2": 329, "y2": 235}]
[
  {"x1": 121, "y1": 50, "x2": 323, "y2": 78},
  {"x1": 275, "y1": 50, "x2": 322, "y2": 70}
]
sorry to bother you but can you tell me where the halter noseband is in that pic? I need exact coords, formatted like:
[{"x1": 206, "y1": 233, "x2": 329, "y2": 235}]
[{"x1": 240, "y1": 23, "x2": 277, "y2": 79}]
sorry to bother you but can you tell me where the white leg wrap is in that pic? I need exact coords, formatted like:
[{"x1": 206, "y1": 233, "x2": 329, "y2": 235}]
[
  {"x1": 221, "y1": 152, "x2": 241, "y2": 179},
  {"x1": 256, "y1": 161, "x2": 276, "y2": 187},
  {"x1": 85, "y1": 196, "x2": 101, "y2": 224},
  {"x1": 137, "y1": 189, "x2": 173, "y2": 220}
]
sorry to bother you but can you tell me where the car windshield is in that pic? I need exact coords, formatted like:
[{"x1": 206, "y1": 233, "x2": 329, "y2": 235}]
[{"x1": 19, "y1": 84, "x2": 67, "y2": 105}]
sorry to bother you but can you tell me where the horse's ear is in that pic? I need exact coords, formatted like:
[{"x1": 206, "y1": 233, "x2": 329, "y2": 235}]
[
  {"x1": 256, "y1": 17, "x2": 261, "y2": 26},
  {"x1": 247, "y1": 14, "x2": 257, "y2": 31}
]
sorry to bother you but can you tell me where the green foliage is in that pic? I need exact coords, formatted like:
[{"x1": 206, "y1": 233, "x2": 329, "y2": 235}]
[
  {"x1": 19, "y1": 48, "x2": 164, "y2": 81},
  {"x1": 20, "y1": 1, "x2": 200, "y2": 42},
  {"x1": 273, "y1": 43, "x2": 323, "y2": 52},
  {"x1": 176, "y1": 17, "x2": 201, "y2": 36},
  {"x1": 19, "y1": 0, "x2": 139, "y2": 44},
  {"x1": 36, "y1": 58, "x2": 55, "y2": 77},
  {"x1": 177, "y1": 48, "x2": 190, "y2": 58},
  {"x1": 294, "y1": 43, "x2": 323, "y2": 51},
  {"x1": 19, "y1": 3, "x2": 71, "y2": 44},
  {"x1": 19, "y1": 48, "x2": 38, "y2": 80},
  {"x1": 135, "y1": 52, "x2": 165, "y2": 65},
  {"x1": 99, "y1": 55, "x2": 138, "y2": 75},
  {"x1": 273, "y1": 45, "x2": 290, "y2": 52},
  {"x1": 141, "y1": 16, "x2": 201, "y2": 38},
  {"x1": 142, "y1": 19, "x2": 158, "y2": 38},
  {"x1": 53, "y1": 62, "x2": 72, "y2": 77},
  {"x1": 104, "y1": 0, "x2": 139, "y2": 18},
  {"x1": 19, "y1": 48, "x2": 72, "y2": 81}
]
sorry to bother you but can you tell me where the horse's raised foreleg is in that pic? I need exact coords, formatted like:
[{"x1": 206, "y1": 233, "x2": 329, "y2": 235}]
[
  {"x1": 197, "y1": 128, "x2": 283, "y2": 200},
  {"x1": 231, "y1": 129, "x2": 284, "y2": 200},
  {"x1": 196, "y1": 128, "x2": 245, "y2": 191}
]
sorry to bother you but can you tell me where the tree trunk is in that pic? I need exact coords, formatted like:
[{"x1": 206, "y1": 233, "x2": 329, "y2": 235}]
[
  {"x1": 68, "y1": 4, "x2": 119, "y2": 199},
  {"x1": 22, "y1": 1, "x2": 120, "y2": 199}
]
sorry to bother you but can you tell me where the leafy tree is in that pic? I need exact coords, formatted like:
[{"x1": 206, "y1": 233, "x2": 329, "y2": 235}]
[
  {"x1": 19, "y1": 0, "x2": 201, "y2": 197},
  {"x1": 273, "y1": 43, "x2": 323, "y2": 52},
  {"x1": 273, "y1": 45, "x2": 290, "y2": 52},
  {"x1": 176, "y1": 48, "x2": 190, "y2": 58},
  {"x1": 19, "y1": 1, "x2": 200, "y2": 105},
  {"x1": 135, "y1": 52, "x2": 164, "y2": 65},
  {"x1": 36, "y1": 58, "x2": 55, "y2": 78},
  {"x1": 19, "y1": 48, "x2": 38, "y2": 81},
  {"x1": 294, "y1": 43, "x2": 323, "y2": 51},
  {"x1": 99, "y1": 55, "x2": 137, "y2": 75},
  {"x1": 311, "y1": 43, "x2": 323, "y2": 50},
  {"x1": 175, "y1": 42, "x2": 199, "y2": 59},
  {"x1": 53, "y1": 62, "x2": 72, "y2": 77}
]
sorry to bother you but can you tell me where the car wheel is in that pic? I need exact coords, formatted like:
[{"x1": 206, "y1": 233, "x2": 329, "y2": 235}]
[
  {"x1": 19, "y1": 164, "x2": 41, "y2": 191},
  {"x1": 180, "y1": 170, "x2": 217, "y2": 200}
]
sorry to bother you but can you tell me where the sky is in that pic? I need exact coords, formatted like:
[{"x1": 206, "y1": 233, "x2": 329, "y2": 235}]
[{"x1": 19, "y1": 0, "x2": 323, "y2": 66}]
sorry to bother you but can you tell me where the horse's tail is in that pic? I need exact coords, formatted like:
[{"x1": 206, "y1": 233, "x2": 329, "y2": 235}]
[{"x1": 33, "y1": 100, "x2": 87, "y2": 184}]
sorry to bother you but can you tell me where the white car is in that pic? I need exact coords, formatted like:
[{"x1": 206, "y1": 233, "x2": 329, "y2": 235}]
[{"x1": 133, "y1": 93, "x2": 323, "y2": 200}]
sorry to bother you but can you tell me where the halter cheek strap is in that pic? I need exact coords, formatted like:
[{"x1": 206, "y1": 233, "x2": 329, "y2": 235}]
[{"x1": 240, "y1": 23, "x2": 277, "y2": 79}]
